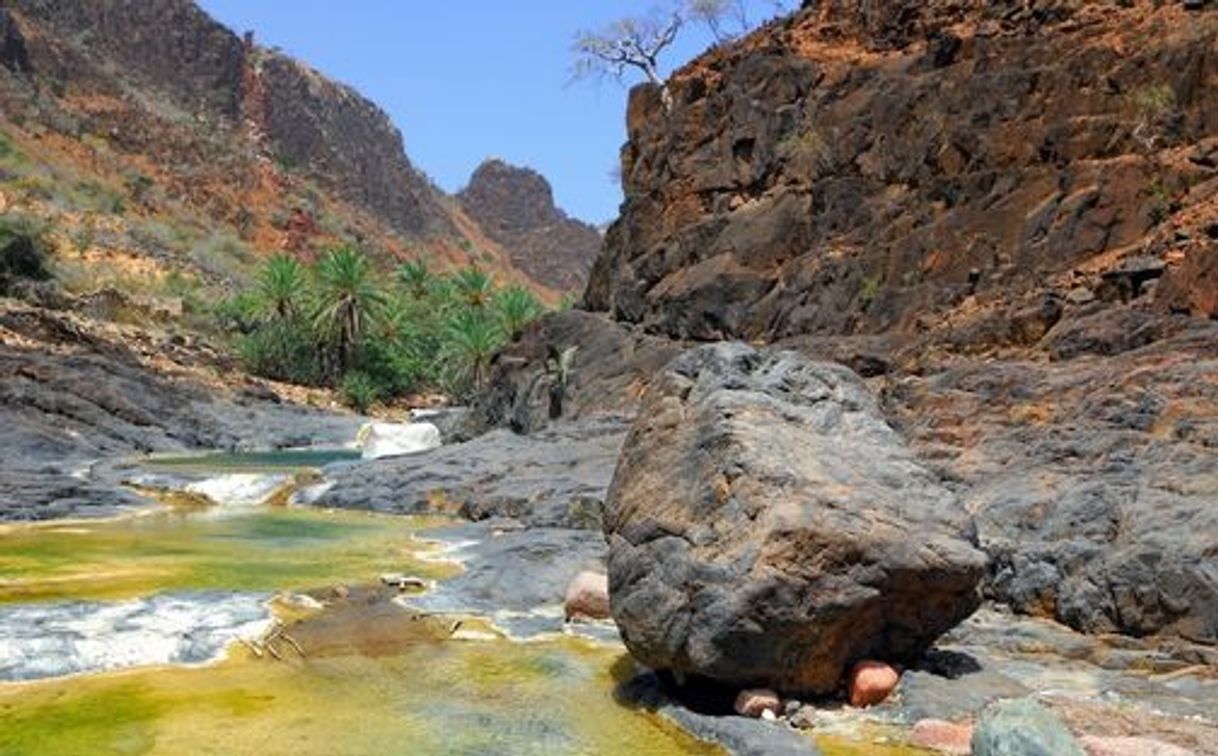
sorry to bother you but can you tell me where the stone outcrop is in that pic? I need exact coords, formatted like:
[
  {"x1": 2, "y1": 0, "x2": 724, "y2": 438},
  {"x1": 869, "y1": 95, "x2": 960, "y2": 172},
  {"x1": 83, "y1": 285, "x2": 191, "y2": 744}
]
[
  {"x1": 889, "y1": 316, "x2": 1218, "y2": 642},
  {"x1": 603, "y1": 343, "x2": 986, "y2": 694},
  {"x1": 499, "y1": 0, "x2": 1218, "y2": 650},
  {"x1": 585, "y1": 1, "x2": 1218, "y2": 339},
  {"x1": 6, "y1": 0, "x2": 245, "y2": 116},
  {"x1": 315, "y1": 414, "x2": 628, "y2": 530},
  {"x1": 257, "y1": 52, "x2": 454, "y2": 238},
  {"x1": 458, "y1": 159, "x2": 602, "y2": 292},
  {"x1": 462, "y1": 309, "x2": 682, "y2": 437}
]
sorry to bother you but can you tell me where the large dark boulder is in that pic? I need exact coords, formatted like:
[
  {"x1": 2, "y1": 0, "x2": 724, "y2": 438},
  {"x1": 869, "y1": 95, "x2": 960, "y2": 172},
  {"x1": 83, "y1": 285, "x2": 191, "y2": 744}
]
[{"x1": 603, "y1": 343, "x2": 986, "y2": 695}]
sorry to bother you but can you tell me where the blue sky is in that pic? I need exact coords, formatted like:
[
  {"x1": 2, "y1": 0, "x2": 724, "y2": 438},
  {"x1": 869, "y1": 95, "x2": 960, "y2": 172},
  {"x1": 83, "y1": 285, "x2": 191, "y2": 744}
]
[{"x1": 197, "y1": 2, "x2": 788, "y2": 224}]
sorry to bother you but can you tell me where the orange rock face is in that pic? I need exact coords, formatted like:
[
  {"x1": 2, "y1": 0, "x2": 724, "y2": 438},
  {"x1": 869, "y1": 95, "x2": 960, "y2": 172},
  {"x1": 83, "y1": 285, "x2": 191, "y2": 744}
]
[{"x1": 847, "y1": 661, "x2": 900, "y2": 708}]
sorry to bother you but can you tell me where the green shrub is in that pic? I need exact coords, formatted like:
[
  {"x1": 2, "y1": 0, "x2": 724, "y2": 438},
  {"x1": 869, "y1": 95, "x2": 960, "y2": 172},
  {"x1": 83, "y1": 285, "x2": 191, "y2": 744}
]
[
  {"x1": 237, "y1": 320, "x2": 322, "y2": 386},
  {"x1": 339, "y1": 371, "x2": 380, "y2": 414}
]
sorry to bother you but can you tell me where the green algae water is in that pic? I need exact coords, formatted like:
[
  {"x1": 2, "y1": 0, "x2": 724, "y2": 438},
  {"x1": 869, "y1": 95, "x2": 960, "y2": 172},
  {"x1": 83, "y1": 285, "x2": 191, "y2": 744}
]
[
  {"x1": 0, "y1": 636, "x2": 714, "y2": 756},
  {"x1": 0, "y1": 457, "x2": 929, "y2": 755},
  {"x1": 0, "y1": 462, "x2": 719, "y2": 756},
  {"x1": 0, "y1": 507, "x2": 450, "y2": 604}
]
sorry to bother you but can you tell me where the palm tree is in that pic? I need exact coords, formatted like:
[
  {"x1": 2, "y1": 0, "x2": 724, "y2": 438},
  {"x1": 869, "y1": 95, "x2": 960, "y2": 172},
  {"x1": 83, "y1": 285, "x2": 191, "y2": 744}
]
[
  {"x1": 310, "y1": 246, "x2": 386, "y2": 375},
  {"x1": 495, "y1": 285, "x2": 543, "y2": 340},
  {"x1": 254, "y1": 254, "x2": 307, "y2": 321},
  {"x1": 396, "y1": 259, "x2": 431, "y2": 299},
  {"x1": 452, "y1": 266, "x2": 495, "y2": 309},
  {"x1": 442, "y1": 307, "x2": 504, "y2": 395}
]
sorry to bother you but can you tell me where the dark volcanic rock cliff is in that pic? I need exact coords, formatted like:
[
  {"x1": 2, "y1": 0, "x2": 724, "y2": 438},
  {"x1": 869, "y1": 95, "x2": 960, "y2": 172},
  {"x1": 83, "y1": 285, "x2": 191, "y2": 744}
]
[
  {"x1": 254, "y1": 52, "x2": 452, "y2": 238},
  {"x1": 4, "y1": 0, "x2": 245, "y2": 116},
  {"x1": 585, "y1": 0, "x2": 1218, "y2": 341},
  {"x1": 459, "y1": 159, "x2": 602, "y2": 292},
  {"x1": 485, "y1": 0, "x2": 1218, "y2": 646}
]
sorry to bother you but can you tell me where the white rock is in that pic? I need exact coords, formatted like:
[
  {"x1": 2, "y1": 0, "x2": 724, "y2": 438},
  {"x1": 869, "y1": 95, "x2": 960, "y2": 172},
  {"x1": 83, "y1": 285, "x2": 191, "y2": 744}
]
[{"x1": 358, "y1": 422, "x2": 441, "y2": 460}]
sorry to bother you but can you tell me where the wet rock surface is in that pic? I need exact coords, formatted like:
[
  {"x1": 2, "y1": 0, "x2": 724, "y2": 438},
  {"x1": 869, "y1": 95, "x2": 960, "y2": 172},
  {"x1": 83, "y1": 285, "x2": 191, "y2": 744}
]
[
  {"x1": 317, "y1": 415, "x2": 628, "y2": 530},
  {"x1": 404, "y1": 522, "x2": 611, "y2": 640},
  {"x1": 0, "y1": 315, "x2": 360, "y2": 521},
  {"x1": 0, "y1": 591, "x2": 273, "y2": 682},
  {"x1": 604, "y1": 343, "x2": 986, "y2": 694},
  {"x1": 616, "y1": 668, "x2": 822, "y2": 756}
]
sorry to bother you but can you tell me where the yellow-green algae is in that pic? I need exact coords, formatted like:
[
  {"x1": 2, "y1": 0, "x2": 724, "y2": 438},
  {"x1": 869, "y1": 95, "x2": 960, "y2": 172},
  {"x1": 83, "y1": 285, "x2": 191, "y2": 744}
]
[
  {"x1": 0, "y1": 637, "x2": 718, "y2": 756},
  {"x1": 0, "y1": 507, "x2": 456, "y2": 604},
  {"x1": 0, "y1": 487, "x2": 929, "y2": 756}
]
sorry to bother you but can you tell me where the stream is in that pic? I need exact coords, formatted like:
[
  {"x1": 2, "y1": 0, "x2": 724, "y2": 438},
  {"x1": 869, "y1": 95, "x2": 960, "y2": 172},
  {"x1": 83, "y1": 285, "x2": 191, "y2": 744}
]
[
  {"x1": 0, "y1": 452, "x2": 716, "y2": 756},
  {"x1": 3, "y1": 452, "x2": 1214, "y2": 756}
]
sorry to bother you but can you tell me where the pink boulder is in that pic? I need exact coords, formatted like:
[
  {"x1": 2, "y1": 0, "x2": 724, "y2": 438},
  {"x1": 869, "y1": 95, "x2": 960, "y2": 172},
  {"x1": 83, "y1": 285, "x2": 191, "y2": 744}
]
[
  {"x1": 848, "y1": 660, "x2": 900, "y2": 707},
  {"x1": 564, "y1": 571, "x2": 610, "y2": 621},
  {"x1": 734, "y1": 688, "x2": 782, "y2": 719},
  {"x1": 911, "y1": 719, "x2": 974, "y2": 755}
]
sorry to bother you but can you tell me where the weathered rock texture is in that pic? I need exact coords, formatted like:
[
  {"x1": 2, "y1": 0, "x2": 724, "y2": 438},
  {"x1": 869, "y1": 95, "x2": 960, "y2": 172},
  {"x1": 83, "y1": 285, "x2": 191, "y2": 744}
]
[
  {"x1": 504, "y1": 0, "x2": 1218, "y2": 649},
  {"x1": 316, "y1": 415, "x2": 628, "y2": 530},
  {"x1": 459, "y1": 159, "x2": 602, "y2": 292},
  {"x1": 462, "y1": 309, "x2": 682, "y2": 437},
  {"x1": 603, "y1": 343, "x2": 986, "y2": 694},
  {"x1": 586, "y1": 1, "x2": 1218, "y2": 338},
  {"x1": 888, "y1": 317, "x2": 1218, "y2": 642},
  {"x1": 256, "y1": 52, "x2": 451, "y2": 239}
]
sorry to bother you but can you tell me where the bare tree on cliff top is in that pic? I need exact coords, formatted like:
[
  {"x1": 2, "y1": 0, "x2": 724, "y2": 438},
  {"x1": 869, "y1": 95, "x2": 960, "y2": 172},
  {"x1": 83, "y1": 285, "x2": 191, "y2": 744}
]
[
  {"x1": 570, "y1": 2, "x2": 800, "y2": 109},
  {"x1": 571, "y1": 8, "x2": 683, "y2": 108}
]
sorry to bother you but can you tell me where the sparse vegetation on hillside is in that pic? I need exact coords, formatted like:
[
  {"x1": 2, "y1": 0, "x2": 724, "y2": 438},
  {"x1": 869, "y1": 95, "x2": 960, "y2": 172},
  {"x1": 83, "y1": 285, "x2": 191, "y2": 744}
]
[{"x1": 230, "y1": 249, "x2": 546, "y2": 409}]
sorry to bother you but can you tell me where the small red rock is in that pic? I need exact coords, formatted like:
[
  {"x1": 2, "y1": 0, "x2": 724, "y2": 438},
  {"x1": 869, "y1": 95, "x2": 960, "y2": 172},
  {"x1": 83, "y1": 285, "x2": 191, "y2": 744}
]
[
  {"x1": 910, "y1": 719, "x2": 974, "y2": 755},
  {"x1": 734, "y1": 688, "x2": 782, "y2": 718},
  {"x1": 1080, "y1": 735, "x2": 1196, "y2": 756},
  {"x1": 563, "y1": 571, "x2": 610, "y2": 621},
  {"x1": 847, "y1": 660, "x2": 900, "y2": 707}
]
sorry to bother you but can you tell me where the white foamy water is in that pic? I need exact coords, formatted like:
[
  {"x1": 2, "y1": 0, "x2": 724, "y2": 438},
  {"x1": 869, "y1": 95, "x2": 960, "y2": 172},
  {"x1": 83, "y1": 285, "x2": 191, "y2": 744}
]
[
  {"x1": 185, "y1": 474, "x2": 290, "y2": 508},
  {"x1": 0, "y1": 592, "x2": 273, "y2": 682}
]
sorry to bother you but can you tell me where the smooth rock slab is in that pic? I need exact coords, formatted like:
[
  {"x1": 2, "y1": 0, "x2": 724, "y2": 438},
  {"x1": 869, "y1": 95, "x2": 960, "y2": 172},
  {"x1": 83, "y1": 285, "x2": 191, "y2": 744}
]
[
  {"x1": 404, "y1": 523, "x2": 610, "y2": 639},
  {"x1": 0, "y1": 591, "x2": 273, "y2": 681},
  {"x1": 604, "y1": 343, "x2": 987, "y2": 694},
  {"x1": 973, "y1": 698, "x2": 1085, "y2": 756}
]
